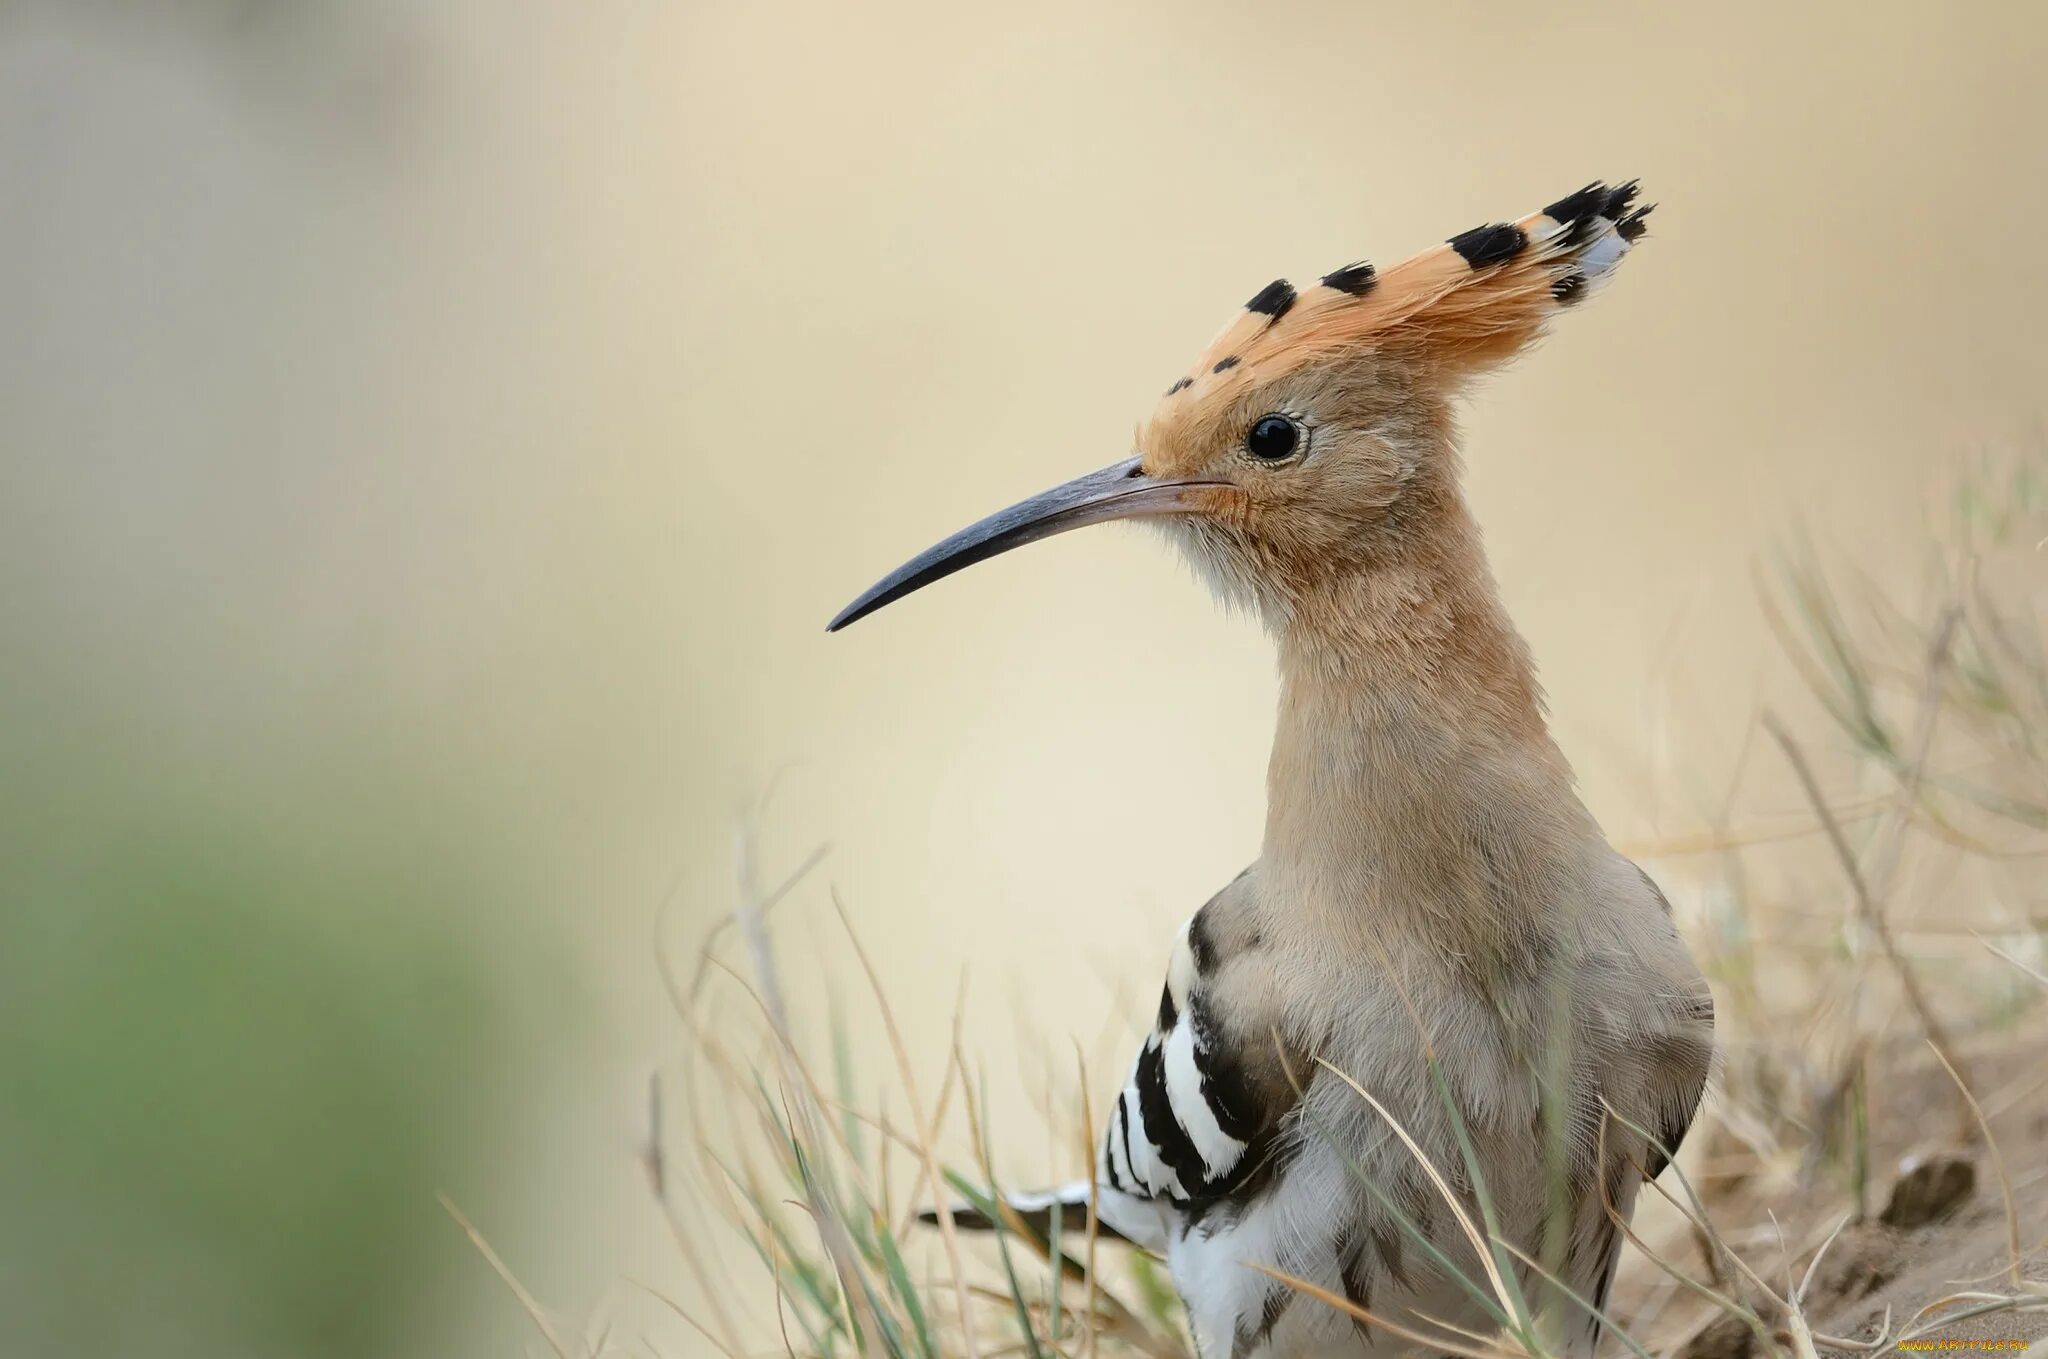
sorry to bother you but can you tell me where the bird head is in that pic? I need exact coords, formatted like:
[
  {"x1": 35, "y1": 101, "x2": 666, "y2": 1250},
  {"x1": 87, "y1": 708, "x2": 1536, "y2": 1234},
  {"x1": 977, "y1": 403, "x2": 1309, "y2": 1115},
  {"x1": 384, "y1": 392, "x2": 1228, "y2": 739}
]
[{"x1": 827, "y1": 182, "x2": 1650, "y2": 634}]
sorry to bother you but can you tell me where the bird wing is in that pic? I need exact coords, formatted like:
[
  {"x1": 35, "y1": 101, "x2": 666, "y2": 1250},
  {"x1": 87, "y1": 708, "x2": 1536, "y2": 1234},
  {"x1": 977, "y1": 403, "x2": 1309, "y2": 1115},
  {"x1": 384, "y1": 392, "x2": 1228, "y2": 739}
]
[
  {"x1": 1573, "y1": 860, "x2": 1717, "y2": 1353},
  {"x1": 1618, "y1": 858, "x2": 1716, "y2": 1182},
  {"x1": 1099, "y1": 871, "x2": 1305, "y2": 1238},
  {"x1": 916, "y1": 869, "x2": 1301, "y2": 1256}
]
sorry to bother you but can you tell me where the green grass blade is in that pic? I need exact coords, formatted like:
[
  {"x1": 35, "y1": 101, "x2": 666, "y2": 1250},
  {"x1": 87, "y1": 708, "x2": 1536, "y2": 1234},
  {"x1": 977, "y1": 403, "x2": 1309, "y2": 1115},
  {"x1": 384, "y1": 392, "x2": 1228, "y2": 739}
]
[
  {"x1": 1127, "y1": 1252, "x2": 1180, "y2": 1331},
  {"x1": 1421, "y1": 1057, "x2": 1537, "y2": 1341},
  {"x1": 1499, "y1": 1241, "x2": 1658, "y2": 1359},
  {"x1": 831, "y1": 988, "x2": 867, "y2": 1165},
  {"x1": 874, "y1": 1219, "x2": 938, "y2": 1359},
  {"x1": 943, "y1": 1166, "x2": 1045, "y2": 1359}
]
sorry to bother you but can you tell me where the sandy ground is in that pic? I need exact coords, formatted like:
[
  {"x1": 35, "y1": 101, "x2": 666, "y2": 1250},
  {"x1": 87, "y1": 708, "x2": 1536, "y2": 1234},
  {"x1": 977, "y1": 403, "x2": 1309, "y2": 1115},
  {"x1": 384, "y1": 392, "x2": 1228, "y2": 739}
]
[{"x1": 1614, "y1": 1042, "x2": 2048, "y2": 1359}]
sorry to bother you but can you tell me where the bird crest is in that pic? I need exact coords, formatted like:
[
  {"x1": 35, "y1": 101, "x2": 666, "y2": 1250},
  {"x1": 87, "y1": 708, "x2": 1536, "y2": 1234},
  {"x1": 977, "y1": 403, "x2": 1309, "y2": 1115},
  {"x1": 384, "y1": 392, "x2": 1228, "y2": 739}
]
[{"x1": 1142, "y1": 182, "x2": 1651, "y2": 458}]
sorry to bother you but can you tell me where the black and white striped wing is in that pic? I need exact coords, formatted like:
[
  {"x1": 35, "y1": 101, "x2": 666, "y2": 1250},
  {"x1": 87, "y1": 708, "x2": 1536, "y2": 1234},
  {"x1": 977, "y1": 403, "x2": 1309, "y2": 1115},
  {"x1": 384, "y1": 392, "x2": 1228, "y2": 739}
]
[
  {"x1": 1098, "y1": 913, "x2": 1295, "y2": 1236},
  {"x1": 919, "y1": 889, "x2": 1295, "y2": 1254}
]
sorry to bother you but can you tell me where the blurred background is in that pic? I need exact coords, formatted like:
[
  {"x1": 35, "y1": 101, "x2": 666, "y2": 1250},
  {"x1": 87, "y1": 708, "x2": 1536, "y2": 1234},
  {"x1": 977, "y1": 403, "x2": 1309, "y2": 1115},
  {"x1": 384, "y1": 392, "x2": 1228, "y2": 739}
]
[{"x1": 3, "y1": 1, "x2": 2044, "y2": 1355}]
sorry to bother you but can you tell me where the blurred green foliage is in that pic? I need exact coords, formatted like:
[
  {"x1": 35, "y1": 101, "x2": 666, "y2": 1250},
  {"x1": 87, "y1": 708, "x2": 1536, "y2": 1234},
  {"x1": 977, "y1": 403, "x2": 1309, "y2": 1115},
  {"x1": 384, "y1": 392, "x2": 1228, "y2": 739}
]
[{"x1": 0, "y1": 756, "x2": 577, "y2": 1358}]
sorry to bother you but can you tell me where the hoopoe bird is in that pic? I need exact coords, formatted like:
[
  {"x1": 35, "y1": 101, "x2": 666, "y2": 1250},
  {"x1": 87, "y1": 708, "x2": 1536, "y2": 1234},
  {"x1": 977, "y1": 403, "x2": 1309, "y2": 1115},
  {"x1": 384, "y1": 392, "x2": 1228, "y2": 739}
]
[{"x1": 828, "y1": 182, "x2": 1713, "y2": 1359}]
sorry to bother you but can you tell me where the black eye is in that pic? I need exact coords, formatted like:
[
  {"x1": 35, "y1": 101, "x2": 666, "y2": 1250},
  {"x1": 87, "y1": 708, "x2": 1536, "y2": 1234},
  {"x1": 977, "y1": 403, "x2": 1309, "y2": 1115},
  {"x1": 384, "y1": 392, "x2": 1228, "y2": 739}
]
[{"x1": 1245, "y1": 414, "x2": 1300, "y2": 462}]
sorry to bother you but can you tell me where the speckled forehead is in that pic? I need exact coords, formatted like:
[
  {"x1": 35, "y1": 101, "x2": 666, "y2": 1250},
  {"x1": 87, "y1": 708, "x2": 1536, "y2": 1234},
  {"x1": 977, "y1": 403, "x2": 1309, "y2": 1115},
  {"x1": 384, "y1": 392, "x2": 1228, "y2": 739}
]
[{"x1": 1140, "y1": 265, "x2": 1381, "y2": 467}]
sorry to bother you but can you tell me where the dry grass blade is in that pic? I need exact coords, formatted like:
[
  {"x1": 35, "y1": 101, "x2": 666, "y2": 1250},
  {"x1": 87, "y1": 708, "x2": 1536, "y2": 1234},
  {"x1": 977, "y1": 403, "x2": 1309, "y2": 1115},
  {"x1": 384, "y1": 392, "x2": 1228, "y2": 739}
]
[
  {"x1": 439, "y1": 1192, "x2": 577, "y2": 1359},
  {"x1": 890, "y1": 969, "x2": 970, "y2": 1242},
  {"x1": 1981, "y1": 935, "x2": 2048, "y2": 990},
  {"x1": 1633, "y1": 1161, "x2": 1786, "y2": 1315},
  {"x1": 1243, "y1": 1261, "x2": 1514, "y2": 1359},
  {"x1": 833, "y1": 889, "x2": 984, "y2": 1359},
  {"x1": 768, "y1": 1228, "x2": 800, "y2": 1359},
  {"x1": 643, "y1": 1074, "x2": 749, "y2": 1356},
  {"x1": 1493, "y1": 1239, "x2": 1658, "y2": 1359},
  {"x1": 1074, "y1": 1042, "x2": 1102, "y2": 1359},
  {"x1": 653, "y1": 840, "x2": 834, "y2": 1087},
  {"x1": 731, "y1": 838, "x2": 887, "y2": 1357},
  {"x1": 1589, "y1": 1109, "x2": 1783, "y2": 1356},
  {"x1": 630, "y1": 1277, "x2": 745, "y2": 1359},
  {"x1": 1313, "y1": 1057, "x2": 1514, "y2": 1314},
  {"x1": 1793, "y1": 1214, "x2": 1851, "y2": 1312},
  {"x1": 1925, "y1": 1040, "x2": 2023, "y2": 1289},
  {"x1": 1762, "y1": 711, "x2": 1974, "y2": 1129}
]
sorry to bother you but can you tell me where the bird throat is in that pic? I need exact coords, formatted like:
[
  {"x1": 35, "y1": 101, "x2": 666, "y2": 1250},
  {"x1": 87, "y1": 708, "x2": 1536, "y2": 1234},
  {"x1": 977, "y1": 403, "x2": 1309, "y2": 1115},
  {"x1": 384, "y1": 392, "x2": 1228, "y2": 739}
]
[{"x1": 1259, "y1": 516, "x2": 1584, "y2": 945}]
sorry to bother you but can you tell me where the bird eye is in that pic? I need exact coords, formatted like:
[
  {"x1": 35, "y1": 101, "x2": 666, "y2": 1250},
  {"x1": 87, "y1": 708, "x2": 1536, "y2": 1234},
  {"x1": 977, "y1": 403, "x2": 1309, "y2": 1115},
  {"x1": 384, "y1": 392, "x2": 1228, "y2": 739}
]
[{"x1": 1245, "y1": 414, "x2": 1301, "y2": 462}]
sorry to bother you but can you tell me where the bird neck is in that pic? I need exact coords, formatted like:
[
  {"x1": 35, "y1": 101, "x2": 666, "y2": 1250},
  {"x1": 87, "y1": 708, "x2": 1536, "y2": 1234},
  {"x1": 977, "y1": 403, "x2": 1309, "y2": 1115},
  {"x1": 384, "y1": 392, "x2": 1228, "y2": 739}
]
[{"x1": 1261, "y1": 491, "x2": 1593, "y2": 941}]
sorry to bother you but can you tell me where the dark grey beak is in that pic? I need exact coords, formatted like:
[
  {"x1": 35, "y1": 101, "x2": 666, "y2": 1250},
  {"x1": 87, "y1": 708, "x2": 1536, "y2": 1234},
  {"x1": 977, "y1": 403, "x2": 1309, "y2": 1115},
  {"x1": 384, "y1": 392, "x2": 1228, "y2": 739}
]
[{"x1": 827, "y1": 455, "x2": 1228, "y2": 632}]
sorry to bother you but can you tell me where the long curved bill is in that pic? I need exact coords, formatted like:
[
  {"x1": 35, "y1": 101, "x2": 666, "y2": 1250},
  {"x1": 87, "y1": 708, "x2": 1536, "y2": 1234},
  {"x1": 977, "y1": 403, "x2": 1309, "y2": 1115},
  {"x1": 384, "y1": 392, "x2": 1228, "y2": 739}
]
[{"x1": 827, "y1": 455, "x2": 1228, "y2": 631}]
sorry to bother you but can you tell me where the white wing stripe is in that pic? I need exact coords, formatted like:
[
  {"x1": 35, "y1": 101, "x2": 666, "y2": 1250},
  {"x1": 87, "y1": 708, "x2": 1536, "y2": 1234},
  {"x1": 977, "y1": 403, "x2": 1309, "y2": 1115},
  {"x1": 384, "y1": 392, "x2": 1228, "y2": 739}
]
[
  {"x1": 1119, "y1": 1077, "x2": 1187, "y2": 1199},
  {"x1": 1165, "y1": 1017, "x2": 1246, "y2": 1178},
  {"x1": 1103, "y1": 1096, "x2": 1136, "y2": 1189},
  {"x1": 1166, "y1": 917, "x2": 1198, "y2": 1017}
]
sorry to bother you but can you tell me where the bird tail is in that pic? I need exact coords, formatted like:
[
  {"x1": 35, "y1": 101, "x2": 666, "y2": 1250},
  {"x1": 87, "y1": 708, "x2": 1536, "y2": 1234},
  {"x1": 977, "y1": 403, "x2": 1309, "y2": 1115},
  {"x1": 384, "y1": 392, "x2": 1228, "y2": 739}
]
[{"x1": 916, "y1": 1178, "x2": 1131, "y2": 1244}]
